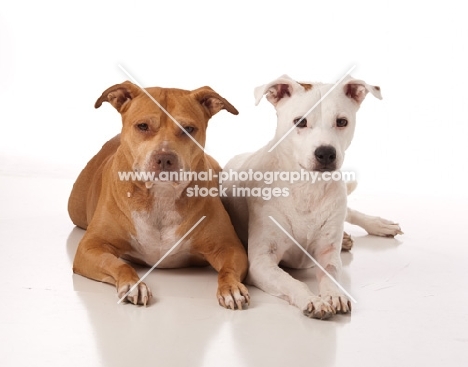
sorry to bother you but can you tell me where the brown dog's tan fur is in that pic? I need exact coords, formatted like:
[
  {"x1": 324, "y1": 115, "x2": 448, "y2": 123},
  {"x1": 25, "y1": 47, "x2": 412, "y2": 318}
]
[{"x1": 68, "y1": 81, "x2": 249, "y2": 308}]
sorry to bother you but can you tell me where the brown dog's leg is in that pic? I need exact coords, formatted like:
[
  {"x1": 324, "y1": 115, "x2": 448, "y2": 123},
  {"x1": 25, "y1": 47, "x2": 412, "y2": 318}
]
[
  {"x1": 73, "y1": 233, "x2": 152, "y2": 305},
  {"x1": 201, "y1": 241, "x2": 250, "y2": 310}
]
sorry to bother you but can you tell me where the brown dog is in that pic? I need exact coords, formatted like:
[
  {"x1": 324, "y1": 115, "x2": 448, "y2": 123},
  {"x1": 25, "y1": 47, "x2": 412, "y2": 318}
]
[{"x1": 68, "y1": 81, "x2": 249, "y2": 309}]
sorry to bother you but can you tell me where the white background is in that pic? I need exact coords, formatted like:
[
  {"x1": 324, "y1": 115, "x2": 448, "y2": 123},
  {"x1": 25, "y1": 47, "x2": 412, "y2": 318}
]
[
  {"x1": 1, "y1": 3, "x2": 468, "y2": 366},
  {"x1": 1, "y1": 0, "x2": 467, "y2": 198}
]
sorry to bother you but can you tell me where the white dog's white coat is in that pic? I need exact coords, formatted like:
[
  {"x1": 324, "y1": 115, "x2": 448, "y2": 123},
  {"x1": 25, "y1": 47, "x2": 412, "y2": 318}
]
[{"x1": 222, "y1": 75, "x2": 402, "y2": 319}]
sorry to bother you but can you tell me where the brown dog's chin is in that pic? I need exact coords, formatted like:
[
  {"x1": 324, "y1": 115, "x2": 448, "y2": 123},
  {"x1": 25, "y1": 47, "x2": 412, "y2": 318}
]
[{"x1": 144, "y1": 180, "x2": 184, "y2": 190}]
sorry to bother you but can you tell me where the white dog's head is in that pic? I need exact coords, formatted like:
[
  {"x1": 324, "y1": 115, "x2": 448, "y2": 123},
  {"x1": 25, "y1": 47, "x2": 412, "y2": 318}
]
[{"x1": 254, "y1": 75, "x2": 382, "y2": 171}]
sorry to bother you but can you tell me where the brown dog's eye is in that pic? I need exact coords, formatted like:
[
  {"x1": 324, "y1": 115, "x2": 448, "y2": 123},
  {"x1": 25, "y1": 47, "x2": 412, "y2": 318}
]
[
  {"x1": 336, "y1": 118, "x2": 348, "y2": 128},
  {"x1": 183, "y1": 126, "x2": 195, "y2": 134},
  {"x1": 293, "y1": 117, "x2": 307, "y2": 128},
  {"x1": 137, "y1": 123, "x2": 149, "y2": 131}
]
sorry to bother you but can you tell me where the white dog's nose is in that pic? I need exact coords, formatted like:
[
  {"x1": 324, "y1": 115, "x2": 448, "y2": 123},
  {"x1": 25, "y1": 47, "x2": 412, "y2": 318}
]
[{"x1": 314, "y1": 146, "x2": 336, "y2": 166}]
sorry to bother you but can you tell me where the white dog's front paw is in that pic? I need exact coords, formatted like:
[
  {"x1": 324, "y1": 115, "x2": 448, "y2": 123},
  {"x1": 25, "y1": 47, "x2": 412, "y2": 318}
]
[
  {"x1": 302, "y1": 296, "x2": 335, "y2": 320},
  {"x1": 321, "y1": 292, "x2": 352, "y2": 314},
  {"x1": 365, "y1": 217, "x2": 403, "y2": 237}
]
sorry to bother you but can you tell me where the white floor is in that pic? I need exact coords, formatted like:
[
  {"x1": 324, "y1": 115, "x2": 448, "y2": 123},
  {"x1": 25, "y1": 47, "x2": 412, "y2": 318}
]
[{"x1": 1, "y1": 164, "x2": 467, "y2": 367}]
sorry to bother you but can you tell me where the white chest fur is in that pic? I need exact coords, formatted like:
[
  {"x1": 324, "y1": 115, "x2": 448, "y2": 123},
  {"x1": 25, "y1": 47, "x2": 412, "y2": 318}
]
[
  {"x1": 128, "y1": 198, "x2": 193, "y2": 268},
  {"x1": 275, "y1": 180, "x2": 347, "y2": 268}
]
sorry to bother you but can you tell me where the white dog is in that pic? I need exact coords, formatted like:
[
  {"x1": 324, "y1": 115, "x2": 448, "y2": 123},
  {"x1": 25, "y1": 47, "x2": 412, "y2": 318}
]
[{"x1": 221, "y1": 75, "x2": 402, "y2": 319}]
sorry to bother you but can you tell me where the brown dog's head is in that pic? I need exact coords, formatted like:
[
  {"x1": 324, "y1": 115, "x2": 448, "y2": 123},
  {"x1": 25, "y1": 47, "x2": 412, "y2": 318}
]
[{"x1": 95, "y1": 81, "x2": 238, "y2": 181}]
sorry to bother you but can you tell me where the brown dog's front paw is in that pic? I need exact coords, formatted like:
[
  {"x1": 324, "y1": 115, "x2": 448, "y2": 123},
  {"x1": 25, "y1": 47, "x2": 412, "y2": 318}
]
[
  {"x1": 117, "y1": 281, "x2": 152, "y2": 306},
  {"x1": 217, "y1": 282, "x2": 250, "y2": 310}
]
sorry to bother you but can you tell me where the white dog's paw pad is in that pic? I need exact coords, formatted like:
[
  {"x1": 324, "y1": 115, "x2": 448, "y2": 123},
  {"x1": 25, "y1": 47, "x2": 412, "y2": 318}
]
[
  {"x1": 117, "y1": 282, "x2": 152, "y2": 306},
  {"x1": 342, "y1": 232, "x2": 354, "y2": 251},
  {"x1": 303, "y1": 297, "x2": 335, "y2": 320},
  {"x1": 217, "y1": 282, "x2": 250, "y2": 310}
]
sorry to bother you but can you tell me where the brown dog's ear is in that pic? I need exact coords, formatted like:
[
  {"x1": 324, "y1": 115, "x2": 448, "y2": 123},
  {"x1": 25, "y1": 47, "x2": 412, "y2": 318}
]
[
  {"x1": 192, "y1": 86, "x2": 239, "y2": 117},
  {"x1": 254, "y1": 75, "x2": 306, "y2": 107},
  {"x1": 343, "y1": 77, "x2": 382, "y2": 105},
  {"x1": 94, "y1": 81, "x2": 141, "y2": 112}
]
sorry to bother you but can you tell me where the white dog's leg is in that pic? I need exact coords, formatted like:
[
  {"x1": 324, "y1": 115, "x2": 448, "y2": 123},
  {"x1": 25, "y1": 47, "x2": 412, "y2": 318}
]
[
  {"x1": 346, "y1": 208, "x2": 403, "y2": 237},
  {"x1": 314, "y1": 229, "x2": 352, "y2": 314},
  {"x1": 247, "y1": 255, "x2": 335, "y2": 319},
  {"x1": 246, "y1": 223, "x2": 335, "y2": 320}
]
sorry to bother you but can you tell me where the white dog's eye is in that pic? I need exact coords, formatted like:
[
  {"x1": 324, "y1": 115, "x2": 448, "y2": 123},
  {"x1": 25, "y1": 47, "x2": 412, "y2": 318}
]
[
  {"x1": 293, "y1": 117, "x2": 307, "y2": 128},
  {"x1": 336, "y1": 118, "x2": 348, "y2": 128}
]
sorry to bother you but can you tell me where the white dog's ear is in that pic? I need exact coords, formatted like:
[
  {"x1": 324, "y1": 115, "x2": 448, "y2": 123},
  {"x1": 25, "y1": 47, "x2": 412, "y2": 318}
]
[
  {"x1": 343, "y1": 77, "x2": 382, "y2": 105},
  {"x1": 254, "y1": 75, "x2": 305, "y2": 106}
]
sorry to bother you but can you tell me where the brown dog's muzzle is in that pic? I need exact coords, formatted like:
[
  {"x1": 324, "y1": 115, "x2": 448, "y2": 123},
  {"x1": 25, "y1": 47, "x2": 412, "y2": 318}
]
[{"x1": 150, "y1": 151, "x2": 180, "y2": 174}]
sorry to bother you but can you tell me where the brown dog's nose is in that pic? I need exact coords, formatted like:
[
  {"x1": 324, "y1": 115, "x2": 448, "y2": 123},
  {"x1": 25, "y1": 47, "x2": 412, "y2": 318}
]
[
  {"x1": 154, "y1": 153, "x2": 178, "y2": 172},
  {"x1": 314, "y1": 146, "x2": 336, "y2": 165}
]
